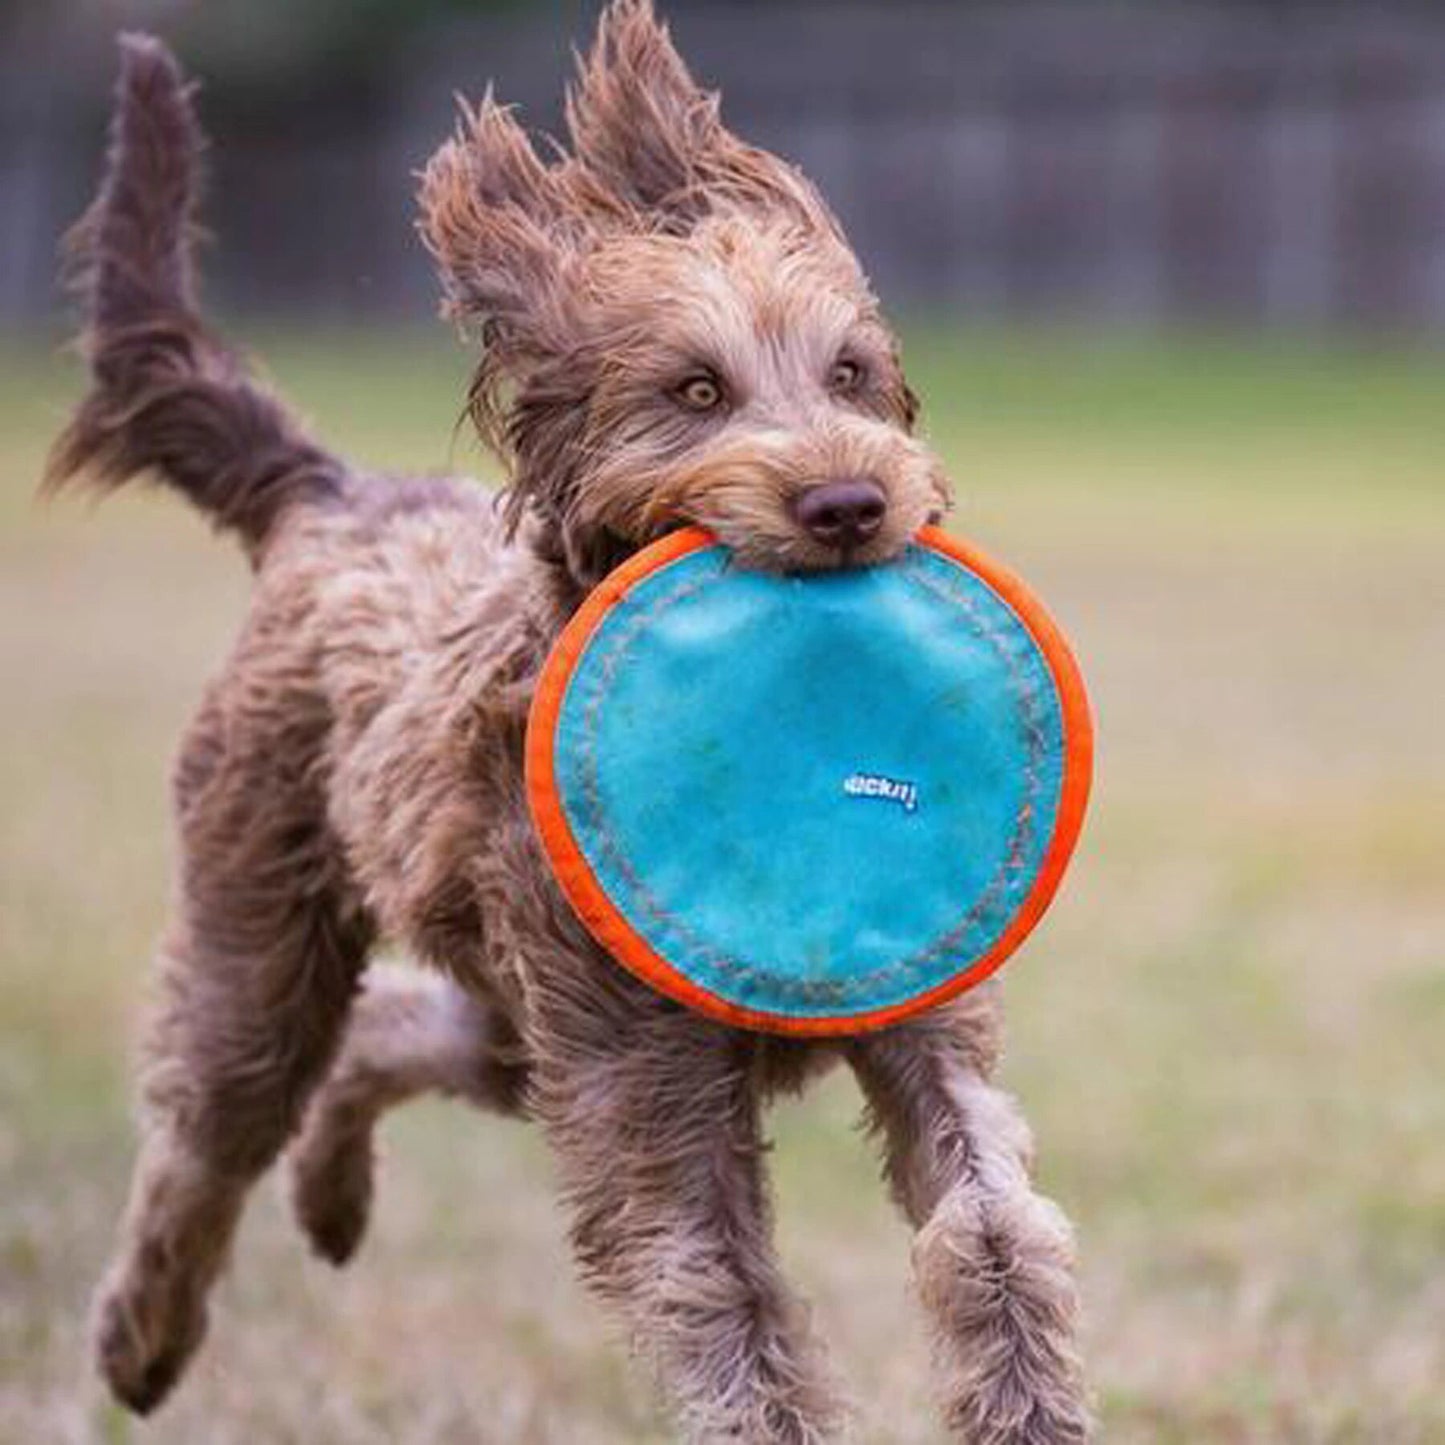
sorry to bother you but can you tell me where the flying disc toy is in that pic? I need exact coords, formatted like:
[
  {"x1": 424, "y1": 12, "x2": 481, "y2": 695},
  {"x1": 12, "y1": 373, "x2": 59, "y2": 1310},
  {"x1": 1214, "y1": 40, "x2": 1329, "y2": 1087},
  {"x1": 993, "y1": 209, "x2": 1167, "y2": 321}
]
[{"x1": 525, "y1": 525, "x2": 1092, "y2": 1037}]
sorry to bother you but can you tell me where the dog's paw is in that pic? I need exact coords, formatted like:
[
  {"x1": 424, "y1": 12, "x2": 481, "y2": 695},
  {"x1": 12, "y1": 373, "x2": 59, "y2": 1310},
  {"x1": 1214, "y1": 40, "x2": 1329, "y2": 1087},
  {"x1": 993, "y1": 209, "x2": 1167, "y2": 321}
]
[
  {"x1": 93, "y1": 1267, "x2": 207, "y2": 1415},
  {"x1": 289, "y1": 1125, "x2": 375, "y2": 1266}
]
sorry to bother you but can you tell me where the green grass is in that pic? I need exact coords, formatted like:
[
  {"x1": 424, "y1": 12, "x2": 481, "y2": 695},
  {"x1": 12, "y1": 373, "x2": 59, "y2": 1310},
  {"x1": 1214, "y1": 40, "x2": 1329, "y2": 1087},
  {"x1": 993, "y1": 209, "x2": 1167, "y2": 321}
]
[{"x1": 2, "y1": 327, "x2": 1443, "y2": 1442}]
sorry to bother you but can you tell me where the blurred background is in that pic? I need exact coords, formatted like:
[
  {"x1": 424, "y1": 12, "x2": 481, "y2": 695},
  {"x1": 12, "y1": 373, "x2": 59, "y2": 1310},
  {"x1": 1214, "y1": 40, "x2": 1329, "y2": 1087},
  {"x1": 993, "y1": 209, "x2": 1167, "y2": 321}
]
[
  {"x1": 6, "y1": 1, "x2": 1445, "y2": 326},
  {"x1": 1, "y1": 2, "x2": 1442, "y2": 1443}
]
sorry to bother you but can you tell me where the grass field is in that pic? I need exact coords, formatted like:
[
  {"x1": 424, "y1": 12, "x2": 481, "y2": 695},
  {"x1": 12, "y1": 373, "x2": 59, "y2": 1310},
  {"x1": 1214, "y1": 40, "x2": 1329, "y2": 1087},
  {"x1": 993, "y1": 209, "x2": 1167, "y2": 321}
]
[{"x1": 1, "y1": 326, "x2": 1442, "y2": 1443}]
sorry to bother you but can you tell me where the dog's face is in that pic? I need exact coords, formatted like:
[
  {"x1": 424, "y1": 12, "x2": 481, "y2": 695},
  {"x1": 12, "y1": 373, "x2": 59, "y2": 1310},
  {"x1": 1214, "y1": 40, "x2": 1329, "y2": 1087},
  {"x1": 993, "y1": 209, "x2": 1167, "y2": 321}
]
[
  {"x1": 421, "y1": 0, "x2": 950, "y2": 582},
  {"x1": 556, "y1": 218, "x2": 948, "y2": 573}
]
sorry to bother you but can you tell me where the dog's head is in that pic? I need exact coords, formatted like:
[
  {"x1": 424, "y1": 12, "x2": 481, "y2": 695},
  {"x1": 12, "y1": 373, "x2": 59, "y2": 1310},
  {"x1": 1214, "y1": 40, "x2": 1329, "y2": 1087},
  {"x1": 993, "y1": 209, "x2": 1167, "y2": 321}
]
[{"x1": 421, "y1": 0, "x2": 950, "y2": 586}]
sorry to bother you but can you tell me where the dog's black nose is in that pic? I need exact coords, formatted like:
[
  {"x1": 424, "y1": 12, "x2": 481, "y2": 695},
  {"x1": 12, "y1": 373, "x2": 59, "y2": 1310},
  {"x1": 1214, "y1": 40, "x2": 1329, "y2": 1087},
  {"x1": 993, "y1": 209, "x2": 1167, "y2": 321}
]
[{"x1": 794, "y1": 479, "x2": 887, "y2": 550}]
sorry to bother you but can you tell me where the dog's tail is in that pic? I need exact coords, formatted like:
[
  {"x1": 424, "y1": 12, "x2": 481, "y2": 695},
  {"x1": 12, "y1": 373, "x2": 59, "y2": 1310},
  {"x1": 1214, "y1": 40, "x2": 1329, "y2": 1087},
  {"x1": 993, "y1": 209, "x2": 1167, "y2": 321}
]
[{"x1": 45, "y1": 35, "x2": 345, "y2": 562}]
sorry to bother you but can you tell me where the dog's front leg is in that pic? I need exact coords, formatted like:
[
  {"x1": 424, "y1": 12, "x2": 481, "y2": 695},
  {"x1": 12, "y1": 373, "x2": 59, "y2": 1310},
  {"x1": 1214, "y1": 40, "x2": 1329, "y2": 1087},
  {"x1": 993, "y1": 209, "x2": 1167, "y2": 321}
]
[
  {"x1": 527, "y1": 970, "x2": 844, "y2": 1445},
  {"x1": 848, "y1": 989, "x2": 1090, "y2": 1444}
]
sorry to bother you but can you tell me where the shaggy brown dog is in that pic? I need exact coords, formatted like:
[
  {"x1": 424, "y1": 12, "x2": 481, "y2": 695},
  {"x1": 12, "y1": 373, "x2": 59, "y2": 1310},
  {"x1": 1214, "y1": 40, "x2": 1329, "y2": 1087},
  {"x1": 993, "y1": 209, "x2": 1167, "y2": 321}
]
[{"x1": 53, "y1": 7, "x2": 1089, "y2": 1440}]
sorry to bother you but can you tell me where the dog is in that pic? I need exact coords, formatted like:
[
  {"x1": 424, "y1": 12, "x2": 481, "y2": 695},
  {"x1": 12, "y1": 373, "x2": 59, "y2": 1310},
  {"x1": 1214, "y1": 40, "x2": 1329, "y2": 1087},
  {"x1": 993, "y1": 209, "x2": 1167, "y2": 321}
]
[{"x1": 53, "y1": 5, "x2": 1088, "y2": 1440}]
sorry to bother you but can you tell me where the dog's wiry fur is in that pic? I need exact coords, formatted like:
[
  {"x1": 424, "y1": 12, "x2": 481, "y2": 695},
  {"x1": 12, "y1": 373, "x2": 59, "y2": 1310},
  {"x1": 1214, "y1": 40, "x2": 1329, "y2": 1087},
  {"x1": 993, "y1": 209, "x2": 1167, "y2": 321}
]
[{"x1": 54, "y1": 9, "x2": 1088, "y2": 1440}]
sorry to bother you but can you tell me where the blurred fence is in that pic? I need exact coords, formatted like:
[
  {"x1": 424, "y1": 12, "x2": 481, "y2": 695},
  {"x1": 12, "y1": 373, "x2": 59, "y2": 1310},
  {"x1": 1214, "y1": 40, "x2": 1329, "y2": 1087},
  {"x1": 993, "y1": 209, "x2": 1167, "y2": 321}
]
[{"x1": 4, "y1": 2, "x2": 1445, "y2": 331}]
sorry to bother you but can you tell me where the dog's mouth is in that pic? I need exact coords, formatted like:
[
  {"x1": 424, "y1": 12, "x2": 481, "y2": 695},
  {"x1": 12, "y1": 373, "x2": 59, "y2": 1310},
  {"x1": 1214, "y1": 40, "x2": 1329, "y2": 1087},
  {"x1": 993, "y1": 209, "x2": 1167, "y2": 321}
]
[
  {"x1": 565, "y1": 485, "x2": 940, "y2": 587},
  {"x1": 622, "y1": 514, "x2": 919, "y2": 579},
  {"x1": 697, "y1": 505, "x2": 923, "y2": 577}
]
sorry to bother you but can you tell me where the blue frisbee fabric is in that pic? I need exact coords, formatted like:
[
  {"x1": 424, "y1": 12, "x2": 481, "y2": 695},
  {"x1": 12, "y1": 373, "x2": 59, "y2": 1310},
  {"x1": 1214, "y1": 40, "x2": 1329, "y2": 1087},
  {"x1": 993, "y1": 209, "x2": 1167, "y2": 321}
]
[{"x1": 529, "y1": 528, "x2": 1090, "y2": 1033}]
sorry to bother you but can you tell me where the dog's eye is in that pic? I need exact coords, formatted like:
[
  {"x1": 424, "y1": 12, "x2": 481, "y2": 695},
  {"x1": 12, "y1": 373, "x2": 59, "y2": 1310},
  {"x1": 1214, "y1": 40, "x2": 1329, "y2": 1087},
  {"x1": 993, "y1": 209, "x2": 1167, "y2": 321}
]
[
  {"x1": 675, "y1": 373, "x2": 725, "y2": 412},
  {"x1": 828, "y1": 358, "x2": 865, "y2": 394}
]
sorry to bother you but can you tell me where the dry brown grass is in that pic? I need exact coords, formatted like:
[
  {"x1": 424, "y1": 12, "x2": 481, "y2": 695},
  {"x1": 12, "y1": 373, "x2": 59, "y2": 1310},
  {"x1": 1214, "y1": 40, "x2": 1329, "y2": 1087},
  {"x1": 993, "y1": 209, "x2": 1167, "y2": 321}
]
[{"x1": 2, "y1": 329, "x2": 1442, "y2": 1443}]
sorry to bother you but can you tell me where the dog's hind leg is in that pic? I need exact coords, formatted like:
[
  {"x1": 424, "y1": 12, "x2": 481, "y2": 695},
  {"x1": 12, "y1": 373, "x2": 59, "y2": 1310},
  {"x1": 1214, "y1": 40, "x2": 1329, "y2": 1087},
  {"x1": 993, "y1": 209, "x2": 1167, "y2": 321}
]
[
  {"x1": 528, "y1": 966, "x2": 845, "y2": 1444},
  {"x1": 94, "y1": 905, "x2": 370, "y2": 1414},
  {"x1": 849, "y1": 989, "x2": 1091, "y2": 1444},
  {"x1": 289, "y1": 966, "x2": 528, "y2": 1265},
  {"x1": 93, "y1": 714, "x2": 373, "y2": 1415}
]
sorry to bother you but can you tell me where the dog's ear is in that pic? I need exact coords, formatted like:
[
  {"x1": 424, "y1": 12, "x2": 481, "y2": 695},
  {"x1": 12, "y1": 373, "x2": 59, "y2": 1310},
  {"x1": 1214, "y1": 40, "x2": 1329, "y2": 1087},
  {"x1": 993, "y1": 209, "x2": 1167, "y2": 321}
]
[
  {"x1": 567, "y1": 0, "x2": 840, "y2": 236},
  {"x1": 419, "y1": 94, "x2": 581, "y2": 434}
]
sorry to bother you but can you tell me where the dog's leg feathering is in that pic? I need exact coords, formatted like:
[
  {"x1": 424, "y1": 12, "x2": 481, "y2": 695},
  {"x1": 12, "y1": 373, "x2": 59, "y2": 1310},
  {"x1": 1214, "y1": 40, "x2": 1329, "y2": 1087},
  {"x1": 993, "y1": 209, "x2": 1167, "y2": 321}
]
[
  {"x1": 93, "y1": 692, "x2": 373, "y2": 1414},
  {"x1": 289, "y1": 966, "x2": 529, "y2": 1265},
  {"x1": 95, "y1": 896, "x2": 371, "y2": 1413},
  {"x1": 850, "y1": 992, "x2": 1091, "y2": 1444},
  {"x1": 529, "y1": 972, "x2": 846, "y2": 1444}
]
